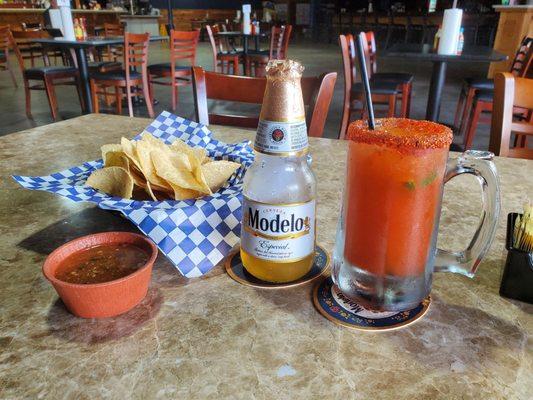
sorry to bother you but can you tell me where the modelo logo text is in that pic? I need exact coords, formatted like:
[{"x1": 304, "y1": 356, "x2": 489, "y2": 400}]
[{"x1": 247, "y1": 208, "x2": 310, "y2": 234}]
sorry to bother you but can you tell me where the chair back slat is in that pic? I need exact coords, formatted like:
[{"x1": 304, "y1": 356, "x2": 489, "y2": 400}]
[
  {"x1": 341, "y1": 33, "x2": 372, "y2": 82},
  {"x1": 124, "y1": 32, "x2": 150, "y2": 78},
  {"x1": 357, "y1": 33, "x2": 373, "y2": 80},
  {"x1": 191, "y1": 66, "x2": 336, "y2": 137},
  {"x1": 489, "y1": 72, "x2": 533, "y2": 159},
  {"x1": 305, "y1": 72, "x2": 337, "y2": 137},
  {"x1": 509, "y1": 36, "x2": 533, "y2": 77},
  {"x1": 170, "y1": 29, "x2": 199, "y2": 67},
  {"x1": 339, "y1": 34, "x2": 355, "y2": 139},
  {"x1": 269, "y1": 25, "x2": 292, "y2": 60},
  {"x1": 364, "y1": 31, "x2": 378, "y2": 74},
  {"x1": 104, "y1": 23, "x2": 124, "y2": 37},
  {"x1": 269, "y1": 26, "x2": 284, "y2": 59}
]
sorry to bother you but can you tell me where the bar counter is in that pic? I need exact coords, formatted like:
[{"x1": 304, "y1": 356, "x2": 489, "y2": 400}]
[
  {"x1": 0, "y1": 8, "x2": 124, "y2": 33},
  {"x1": 0, "y1": 115, "x2": 531, "y2": 399}
]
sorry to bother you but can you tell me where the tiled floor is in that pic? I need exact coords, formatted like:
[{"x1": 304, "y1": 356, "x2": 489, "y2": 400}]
[{"x1": 0, "y1": 40, "x2": 492, "y2": 149}]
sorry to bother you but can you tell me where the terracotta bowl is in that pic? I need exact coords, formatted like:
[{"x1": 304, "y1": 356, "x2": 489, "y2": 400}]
[{"x1": 43, "y1": 232, "x2": 158, "y2": 319}]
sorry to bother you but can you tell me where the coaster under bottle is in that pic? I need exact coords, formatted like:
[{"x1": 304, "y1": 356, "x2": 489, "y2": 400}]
[{"x1": 225, "y1": 244, "x2": 330, "y2": 289}]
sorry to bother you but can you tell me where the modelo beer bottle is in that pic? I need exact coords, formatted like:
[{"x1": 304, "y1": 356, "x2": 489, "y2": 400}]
[{"x1": 240, "y1": 60, "x2": 316, "y2": 283}]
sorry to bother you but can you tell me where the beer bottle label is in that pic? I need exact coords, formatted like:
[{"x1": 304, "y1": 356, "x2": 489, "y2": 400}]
[
  {"x1": 241, "y1": 197, "x2": 315, "y2": 262},
  {"x1": 254, "y1": 119, "x2": 308, "y2": 155}
]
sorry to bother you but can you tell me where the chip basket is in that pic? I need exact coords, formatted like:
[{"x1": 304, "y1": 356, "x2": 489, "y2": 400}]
[{"x1": 13, "y1": 111, "x2": 254, "y2": 278}]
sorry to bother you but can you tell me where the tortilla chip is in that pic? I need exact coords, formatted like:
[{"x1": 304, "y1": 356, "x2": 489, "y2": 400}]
[
  {"x1": 145, "y1": 180, "x2": 158, "y2": 201},
  {"x1": 171, "y1": 139, "x2": 207, "y2": 164},
  {"x1": 135, "y1": 140, "x2": 172, "y2": 189},
  {"x1": 187, "y1": 152, "x2": 212, "y2": 194},
  {"x1": 152, "y1": 151, "x2": 211, "y2": 194},
  {"x1": 86, "y1": 166, "x2": 134, "y2": 199},
  {"x1": 169, "y1": 183, "x2": 202, "y2": 200},
  {"x1": 101, "y1": 144, "x2": 123, "y2": 164},
  {"x1": 201, "y1": 161, "x2": 241, "y2": 193}
]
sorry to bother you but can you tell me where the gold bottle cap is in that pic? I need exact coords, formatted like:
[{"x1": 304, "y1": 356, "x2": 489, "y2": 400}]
[
  {"x1": 260, "y1": 60, "x2": 306, "y2": 123},
  {"x1": 265, "y1": 59, "x2": 304, "y2": 81}
]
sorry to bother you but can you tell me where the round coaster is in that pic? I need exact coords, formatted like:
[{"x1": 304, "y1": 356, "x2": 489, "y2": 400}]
[
  {"x1": 225, "y1": 244, "x2": 330, "y2": 289},
  {"x1": 313, "y1": 277, "x2": 430, "y2": 331}
]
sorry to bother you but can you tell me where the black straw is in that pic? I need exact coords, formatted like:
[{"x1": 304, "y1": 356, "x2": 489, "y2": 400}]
[{"x1": 355, "y1": 32, "x2": 375, "y2": 130}]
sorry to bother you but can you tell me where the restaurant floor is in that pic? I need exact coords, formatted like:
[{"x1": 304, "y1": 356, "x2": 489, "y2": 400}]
[{"x1": 0, "y1": 41, "x2": 492, "y2": 149}]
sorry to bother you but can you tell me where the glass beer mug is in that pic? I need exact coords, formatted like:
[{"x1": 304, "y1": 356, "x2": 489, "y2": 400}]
[{"x1": 332, "y1": 119, "x2": 501, "y2": 312}]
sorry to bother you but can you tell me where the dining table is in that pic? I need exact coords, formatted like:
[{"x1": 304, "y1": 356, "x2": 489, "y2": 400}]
[
  {"x1": 0, "y1": 114, "x2": 531, "y2": 399},
  {"x1": 217, "y1": 31, "x2": 269, "y2": 74},
  {"x1": 217, "y1": 31, "x2": 268, "y2": 55},
  {"x1": 31, "y1": 36, "x2": 167, "y2": 114},
  {"x1": 381, "y1": 44, "x2": 508, "y2": 122}
]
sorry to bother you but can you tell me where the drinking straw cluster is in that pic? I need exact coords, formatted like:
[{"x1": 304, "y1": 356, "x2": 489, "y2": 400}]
[{"x1": 514, "y1": 201, "x2": 532, "y2": 252}]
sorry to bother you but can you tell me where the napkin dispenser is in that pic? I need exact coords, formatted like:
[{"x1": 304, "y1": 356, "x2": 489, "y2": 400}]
[
  {"x1": 438, "y1": 8, "x2": 463, "y2": 55},
  {"x1": 499, "y1": 213, "x2": 533, "y2": 304}
]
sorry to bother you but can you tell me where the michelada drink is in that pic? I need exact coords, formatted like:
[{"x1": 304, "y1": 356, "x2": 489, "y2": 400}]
[{"x1": 333, "y1": 118, "x2": 453, "y2": 311}]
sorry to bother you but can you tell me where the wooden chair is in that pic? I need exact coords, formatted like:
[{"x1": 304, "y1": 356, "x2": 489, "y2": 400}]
[
  {"x1": 489, "y1": 73, "x2": 533, "y2": 159},
  {"x1": 455, "y1": 36, "x2": 532, "y2": 148},
  {"x1": 191, "y1": 66, "x2": 337, "y2": 137},
  {"x1": 20, "y1": 22, "x2": 66, "y2": 66},
  {"x1": 245, "y1": 25, "x2": 292, "y2": 77},
  {"x1": 206, "y1": 24, "x2": 241, "y2": 75},
  {"x1": 90, "y1": 32, "x2": 154, "y2": 118},
  {"x1": 339, "y1": 33, "x2": 400, "y2": 139},
  {"x1": 365, "y1": 31, "x2": 413, "y2": 118},
  {"x1": 11, "y1": 29, "x2": 48, "y2": 68},
  {"x1": 0, "y1": 26, "x2": 17, "y2": 87},
  {"x1": 9, "y1": 29, "x2": 84, "y2": 121},
  {"x1": 87, "y1": 23, "x2": 124, "y2": 73},
  {"x1": 103, "y1": 22, "x2": 124, "y2": 62},
  {"x1": 148, "y1": 29, "x2": 199, "y2": 111}
]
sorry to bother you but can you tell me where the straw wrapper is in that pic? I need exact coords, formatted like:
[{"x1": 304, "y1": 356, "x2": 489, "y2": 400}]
[{"x1": 13, "y1": 112, "x2": 254, "y2": 277}]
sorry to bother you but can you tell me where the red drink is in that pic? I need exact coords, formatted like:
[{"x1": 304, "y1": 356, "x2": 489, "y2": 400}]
[{"x1": 333, "y1": 119, "x2": 453, "y2": 311}]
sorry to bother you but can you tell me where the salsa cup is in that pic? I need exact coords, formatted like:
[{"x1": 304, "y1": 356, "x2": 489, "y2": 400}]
[{"x1": 43, "y1": 232, "x2": 158, "y2": 319}]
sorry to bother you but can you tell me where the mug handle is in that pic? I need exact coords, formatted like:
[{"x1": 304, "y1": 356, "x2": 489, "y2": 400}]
[{"x1": 434, "y1": 150, "x2": 501, "y2": 277}]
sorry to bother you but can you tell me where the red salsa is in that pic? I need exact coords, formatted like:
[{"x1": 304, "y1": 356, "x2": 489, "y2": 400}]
[{"x1": 55, "y1": 243, "x2": 149, "y2": 284}]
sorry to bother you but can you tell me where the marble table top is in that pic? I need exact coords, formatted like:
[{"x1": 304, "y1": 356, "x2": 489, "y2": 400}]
[{"x1": 0, "y1": 115, "x2": 531, "y2": 400}]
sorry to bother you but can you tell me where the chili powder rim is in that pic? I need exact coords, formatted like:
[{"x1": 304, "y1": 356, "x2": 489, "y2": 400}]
[{"x1": 347, "y1": 118, "x2": 453, "y2": 150}]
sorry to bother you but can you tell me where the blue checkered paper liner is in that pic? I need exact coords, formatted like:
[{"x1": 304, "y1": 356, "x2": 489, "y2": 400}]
[{"x1": 13, "y1": 111, "x2": 254, "y2": 278}]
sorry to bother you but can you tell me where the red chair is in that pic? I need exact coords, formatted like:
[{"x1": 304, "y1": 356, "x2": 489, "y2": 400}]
[
  {"x1": 339, "y1": 33, "x2": 400, "y2": 139},
  {"x1": 90, "y1": 32, "x2": 154, "y2": 118},
  {"x1": 245, "y1": 25, "x2": 292, "y2": 77},
  {"x1": 191, "y1": 66, "x2": 336, "y2": 137},
  {"x1": 455, "y1": 36, "x2": 532, "y2": 149},
  {"x1": 206, "y1": 24, "x2": 242, "y2": 75},
  {"x1": 489, "y1": 73, "x2": 533, "y2": 159},
  {"x1": 0, "y1": 26, "x2": 17, "y2": 87},
  {"x1": 148, "y1": 30, "x2": 199, "y2": 111},
  {"x1": 10, "y1": 29, "x2": 84, "y2": 121}
]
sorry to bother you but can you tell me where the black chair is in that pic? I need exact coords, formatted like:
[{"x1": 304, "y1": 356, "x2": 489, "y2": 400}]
[{"x1": 10, "y1": 29, "x2": 84, "y2": 121}]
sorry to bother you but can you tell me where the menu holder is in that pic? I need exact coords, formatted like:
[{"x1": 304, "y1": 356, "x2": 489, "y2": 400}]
[{"x1": 500, "y1": 213, "x2": 533, "y2": 304}]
